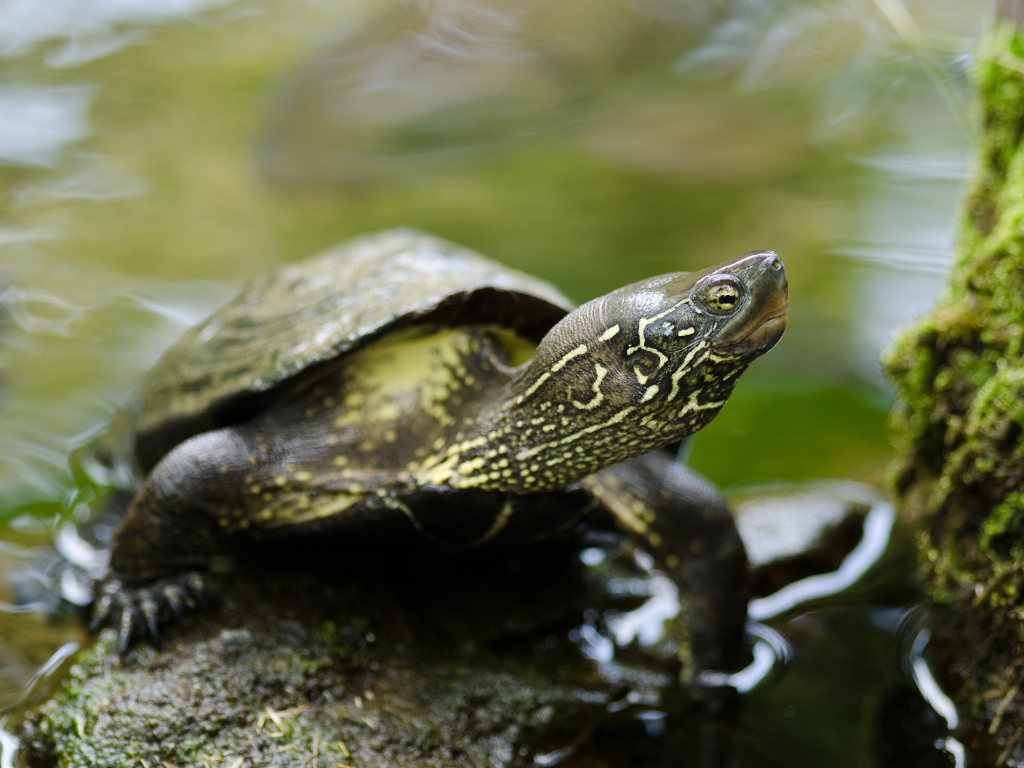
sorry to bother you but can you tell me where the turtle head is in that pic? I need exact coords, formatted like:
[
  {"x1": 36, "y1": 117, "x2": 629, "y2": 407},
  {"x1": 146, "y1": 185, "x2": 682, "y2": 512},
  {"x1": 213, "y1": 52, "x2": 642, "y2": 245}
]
[
  {"x1": 504, "y1": 252, "x2": 787, "y2": 459},
  {"x1": 451, "y1": 252, "x2": 786, "y2": 492},
  {"x1": 606, "y1": 250, "x2": 789, "y2": 373},
  {"x1": 573, "y1": 251, "x2": 787, "y2": 427}
]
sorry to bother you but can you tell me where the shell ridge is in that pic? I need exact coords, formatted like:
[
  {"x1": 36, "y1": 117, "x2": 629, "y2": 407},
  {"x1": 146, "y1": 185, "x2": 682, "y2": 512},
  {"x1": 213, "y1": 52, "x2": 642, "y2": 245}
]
[{"x1": 111, "y1": 229, "x2": 572, "y2": 473}]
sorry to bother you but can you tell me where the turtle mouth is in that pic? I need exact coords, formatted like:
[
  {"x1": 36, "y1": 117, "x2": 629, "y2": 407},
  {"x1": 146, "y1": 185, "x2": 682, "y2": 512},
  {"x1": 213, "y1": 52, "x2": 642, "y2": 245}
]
[{"x1": 712, "y1": 306, "x2": 788, "y2": 357}]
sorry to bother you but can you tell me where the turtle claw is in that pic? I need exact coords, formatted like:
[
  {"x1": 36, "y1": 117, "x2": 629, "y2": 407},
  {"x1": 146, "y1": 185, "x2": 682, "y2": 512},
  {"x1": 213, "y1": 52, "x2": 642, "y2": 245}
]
[
  {"x1": 117, "y1": 606, "x2": 135, "y2": 657},
  {"x1": 161, "y1": 583, "x2": 186, "y2": 623},
  {"x1": 89, "y1": 571, "x2": 210, "y2": 655},
  {"x1": 139, "y1": 590, "x2": 162, "y2": 644},
  {"x1": 89, "y1": 584, "x2": 118, "y2": 634},
  {"x1": 184, "y1": 572, "x2": 209, "y2": 610}
]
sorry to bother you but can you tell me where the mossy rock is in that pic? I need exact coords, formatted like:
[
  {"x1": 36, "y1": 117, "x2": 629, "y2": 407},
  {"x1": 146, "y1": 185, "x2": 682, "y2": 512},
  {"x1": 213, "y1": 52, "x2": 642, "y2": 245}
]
[
  {"x1": 17, "y1": 535, "x2": 733, "y2": 768},
  {"x1": 884, "y1": 15, "x2": 1024, "y2": 762}
]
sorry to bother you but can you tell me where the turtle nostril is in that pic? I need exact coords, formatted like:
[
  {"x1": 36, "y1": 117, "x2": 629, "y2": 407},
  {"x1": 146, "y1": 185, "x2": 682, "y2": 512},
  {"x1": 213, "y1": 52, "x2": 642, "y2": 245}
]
[{"x1": 770, "y1": 258, "x2": 782, "y2": 270}]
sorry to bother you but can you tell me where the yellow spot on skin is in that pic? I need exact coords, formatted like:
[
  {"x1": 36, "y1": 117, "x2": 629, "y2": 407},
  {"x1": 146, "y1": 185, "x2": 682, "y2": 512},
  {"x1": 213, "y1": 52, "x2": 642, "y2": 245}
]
[
  {"x1": 519, "y1": 372, "x2": 551, "y2": 401},
  {"x1": 457, "y1": 457, "x2": 487, "y2": 475},
  {"x1": 335, "y1": 412, "x2": 360, "y2": 428},
  {"x1": 259, "y1": 492, "x2": 363, "y2": 529},
  {"x1": 641, "y1": 385, "x2": 660, "y2": 403},
  {"x1": 551, "y1": 344, "x2": 588, "y2": 372},
  {"x1": 372, "y1": 404, "x2": 401, "y2": 422},
  {"x1": 676, "y1": 390, "x2": 725, "y2": 419},
  {"x1": 708, "y1": 352, "x2": 740, "y2": 363},
  {"x1": 515, "y1": 407, "x2": 636, "y2": 463},
  {"x1": 667, "y1": 341, "x2": 709, "y2": 402},
  {"x1": 677, "y1": 327, "x2": 695, "y2": 337},
  {"x1": 571, "y1": 363, "x2": 608, "y2": 410},
  {"x1": 598, "y1": 325, "x2": 620, "y2": 341},
  {"x1": 628, "y1": 307, "x2": 681, "y2": 368}
]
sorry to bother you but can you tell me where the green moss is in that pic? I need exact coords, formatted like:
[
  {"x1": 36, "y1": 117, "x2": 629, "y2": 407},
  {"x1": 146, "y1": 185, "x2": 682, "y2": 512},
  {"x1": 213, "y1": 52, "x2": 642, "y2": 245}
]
[{"x1": 883, "y1": 18, "x2": 1024, "y2": 760}]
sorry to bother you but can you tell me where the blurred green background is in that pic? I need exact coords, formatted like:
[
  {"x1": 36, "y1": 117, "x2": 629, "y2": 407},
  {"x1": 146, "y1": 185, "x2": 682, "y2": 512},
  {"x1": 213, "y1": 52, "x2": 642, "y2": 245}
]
[{"x1": 0, "y1": 0, "x2": 983, "y2": 513}]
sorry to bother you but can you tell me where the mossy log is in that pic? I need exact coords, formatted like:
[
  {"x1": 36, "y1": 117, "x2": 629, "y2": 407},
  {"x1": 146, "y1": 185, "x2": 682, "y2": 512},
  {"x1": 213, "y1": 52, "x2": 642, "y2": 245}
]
[{"x1": 883, "y1": 2, "x2": 1024, "y2": 761}]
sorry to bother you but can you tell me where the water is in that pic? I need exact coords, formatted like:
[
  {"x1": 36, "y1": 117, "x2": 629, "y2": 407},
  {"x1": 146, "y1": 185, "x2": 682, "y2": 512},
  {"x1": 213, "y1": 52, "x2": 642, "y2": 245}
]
[{"x1": 0, "y1": 0, "x2": 991, "y2": 762}]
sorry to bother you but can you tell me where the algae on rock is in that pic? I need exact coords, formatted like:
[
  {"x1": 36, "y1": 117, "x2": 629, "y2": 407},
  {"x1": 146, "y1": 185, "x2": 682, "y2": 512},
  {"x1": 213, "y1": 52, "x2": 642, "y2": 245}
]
[
  {"x1": 17, "y1": 536, "x2": 733, "y2": 768},
  {"x1": 883, "y1": 9, "x2": 1024, "y2": 761}
]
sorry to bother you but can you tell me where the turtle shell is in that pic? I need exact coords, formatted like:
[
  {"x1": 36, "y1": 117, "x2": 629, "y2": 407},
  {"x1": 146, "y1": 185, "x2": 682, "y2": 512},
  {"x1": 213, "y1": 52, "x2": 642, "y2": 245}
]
[{"x1": 111, "y1": 229, "x2": 574, "y2": 475}]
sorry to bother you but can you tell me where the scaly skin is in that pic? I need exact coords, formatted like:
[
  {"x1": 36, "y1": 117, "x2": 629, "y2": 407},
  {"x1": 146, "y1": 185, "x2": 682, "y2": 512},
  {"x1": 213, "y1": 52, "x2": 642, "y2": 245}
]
[{"x1": 93, "y1": 242, "x2": 787, "y2": 688}]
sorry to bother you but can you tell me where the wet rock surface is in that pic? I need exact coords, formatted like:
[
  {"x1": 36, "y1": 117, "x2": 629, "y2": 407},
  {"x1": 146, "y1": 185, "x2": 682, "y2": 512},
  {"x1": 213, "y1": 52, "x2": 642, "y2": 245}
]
[
  {"x1": 15, "y1": 483, "x2": 892, "y2": 768},
  {"x1": 734, "y1": 487, "x2": 868, "y2": 599},
  {"x1": 18, "y1": 533, "x2": 737, "y2": 768}
]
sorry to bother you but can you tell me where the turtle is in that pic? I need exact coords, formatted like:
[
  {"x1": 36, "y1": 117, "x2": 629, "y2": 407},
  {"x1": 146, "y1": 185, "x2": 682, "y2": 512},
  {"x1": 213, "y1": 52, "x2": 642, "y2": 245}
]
[{"x1": 90, "y1": 228, "x2": 788, "y2": 683}]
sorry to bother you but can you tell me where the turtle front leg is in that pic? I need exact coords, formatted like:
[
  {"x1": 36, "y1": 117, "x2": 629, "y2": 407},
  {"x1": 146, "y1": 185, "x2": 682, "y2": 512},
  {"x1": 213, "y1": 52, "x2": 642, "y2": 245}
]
[
  {"x1": 583, "y1": 450, "x2": 751, "y2": 691},
  {"x1": 91, "y1": 431, "x2": 233, "y2": 654}
]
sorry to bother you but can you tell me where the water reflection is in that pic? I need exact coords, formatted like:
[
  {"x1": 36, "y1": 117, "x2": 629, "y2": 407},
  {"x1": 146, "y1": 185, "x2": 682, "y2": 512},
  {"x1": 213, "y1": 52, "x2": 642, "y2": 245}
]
[
  {"x1": 0, "y1": 256, "x2": 232, "y2": 505},
  {"x1": 0, "y1": 0, "x2": 239, "y2": 64},
  {"x1": 749, "y1": 494, "x2": 895, "y2": 620},
  {"x1": 0, "y1": 86, "x2": 92, "y2": 168},
  {"x1": 570, "y1": 481, "x2": 949, "y2": 765},
  {"x1": 260, "y1": 0, "x2": 730, "y2": 185}
]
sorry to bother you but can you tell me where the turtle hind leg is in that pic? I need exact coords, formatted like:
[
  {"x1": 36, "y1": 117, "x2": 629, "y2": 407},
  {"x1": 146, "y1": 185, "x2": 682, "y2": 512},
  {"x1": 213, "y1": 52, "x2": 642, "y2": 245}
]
[{"x1": 91, "y1": 429, "x2": 238, "y2": 654}]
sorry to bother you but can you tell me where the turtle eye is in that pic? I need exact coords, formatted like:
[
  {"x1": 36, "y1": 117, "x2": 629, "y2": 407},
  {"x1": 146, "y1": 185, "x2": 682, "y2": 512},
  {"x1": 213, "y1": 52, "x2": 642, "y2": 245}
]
[{"x1": 703, "y1": 281, "x2": 742, "y2": 314}]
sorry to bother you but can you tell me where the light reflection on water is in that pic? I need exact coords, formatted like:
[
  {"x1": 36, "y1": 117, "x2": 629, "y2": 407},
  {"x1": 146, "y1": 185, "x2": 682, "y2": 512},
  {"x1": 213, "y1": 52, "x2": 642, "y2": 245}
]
[
  {"x1": 569, "y1": 481, "x2": 946, "y2": 766},
  {"x1": 0, "y1": 86, "x2": 92, "y2": 168},
  {"x1": 0, "y1": 0, "x2": 994, "y2": 763},
  {"x1": 0, "y1": 0, "x2": 240, "y2": 65},
  {"x1": 0, "y1": 256, "x2": 233, "y2": 504}
]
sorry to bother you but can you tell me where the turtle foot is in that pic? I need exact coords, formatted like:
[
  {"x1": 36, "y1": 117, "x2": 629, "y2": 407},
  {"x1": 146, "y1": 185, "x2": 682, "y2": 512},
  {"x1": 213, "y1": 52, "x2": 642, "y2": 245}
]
[{"x1": 89, "y1": 571, "x2": 211, "y2": 656}]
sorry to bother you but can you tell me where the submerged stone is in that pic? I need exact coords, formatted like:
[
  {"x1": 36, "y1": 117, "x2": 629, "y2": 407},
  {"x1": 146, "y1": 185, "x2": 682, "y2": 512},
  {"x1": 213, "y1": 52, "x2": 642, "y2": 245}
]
[{"x1": 734, "y1": 486, "x2": 870, "y2": 598}]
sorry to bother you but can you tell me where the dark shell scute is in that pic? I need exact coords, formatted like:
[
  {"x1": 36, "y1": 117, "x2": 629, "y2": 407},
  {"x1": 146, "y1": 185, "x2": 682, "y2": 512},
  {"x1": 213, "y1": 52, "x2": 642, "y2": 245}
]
[{"x1": 114, "y1": 229, "x2": 573, "y2": 473}]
